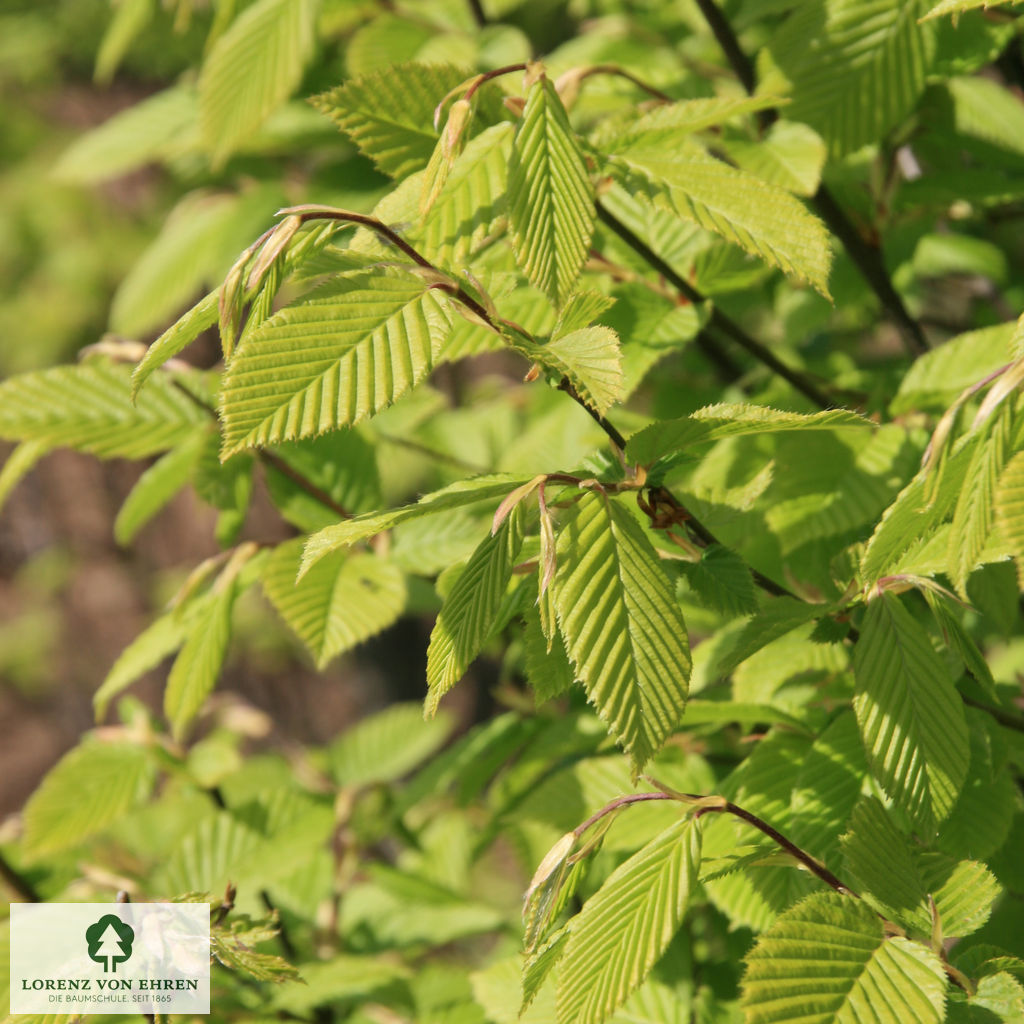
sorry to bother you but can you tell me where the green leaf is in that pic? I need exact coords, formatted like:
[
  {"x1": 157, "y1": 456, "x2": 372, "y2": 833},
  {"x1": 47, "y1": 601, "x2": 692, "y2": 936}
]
[
  {"x1": 714, "y1": 598, "x2": 827, "y2": 678},
  {"x1": 554, "y1": 494, "x2": 691, "y2": 773},
  {"x1": 114, "y1": 428, "x2": 208, "y2": 545},
  {"x1": 131, "y1": 290, "x2": 219, "y2": 399},
  {"x1": 556, "y1": 817, "x2": 701, "y2": 1024},
  {"x1": 219, "y1": 268, "x2": 453, "y2": 455},
  {"x1": 679, "y1": 545, "x2": 758, "y2": 617},
  {"x1": 269, "y1": 956, "x2": 407, "y2": 1012},
  {"x1": 51, "y1": 84, "x2": 198, "y2": 184},
  {"x1": 212, "y1": 915, "x2": 300, "y2": 983},
  {"x1": 425, "y1": 510, "x2": 524, "y2": 715},
  {"x1": 94, "y1": 0, "x2": 154, "y2": 83},
  {"x1": 723, "y1": 120, "x2": 826, "y2": 197},
  {"x1": 995, "y1": 449, "x2": 1024, "y2": 573},
  {"x1": 522, "y1": 604, "x2": 576, "y2": 706},
  {"x1": 742, "y1": 891, "x2": 947, "y2": 1024},
  {"x1": 0, "y1": 360, "x2": 208, "y2": 458},
  {"x1": 509, "y1": 76, "x2": 596, "y2": 306},
  {"x1": 0, "y1": 439, "x2": 52, "y2": 515},
  {"x1": 199, "y1": 0, "x2": 318, "y2": 165},
  {"x1": 329, "y1": 702, "x2": 455, "y2": 786},
  {"x1": 767, "y1": 0, "x2": 938, "y2": 158},
  {"x1": 22, "y1": 739, "x2": 156, "y2": 859},
  {"x1": 164, "y1": 578, "x2": 238, "y2": 739},
  {"x1": 261, "y1": 539, "x2": 406, "y2": 669},
  {"x1": 301, "y1": 474, "x2": 527, "y2": 573},
  {"x1": 610, "y1": 144, "x2": 832, "y2": 297},
  {"x1": 853, "y1": 592, "x2": 969, "y2": 832},
  {"x1": 627, "y1": 404, "x2": 871, "y2": 465},
  {"x1": 311, "y1": 63, "x2": 469, "y2": 180},
  {"x1": 922, "y1": 0, "x2": 1021, "y2": 20}
]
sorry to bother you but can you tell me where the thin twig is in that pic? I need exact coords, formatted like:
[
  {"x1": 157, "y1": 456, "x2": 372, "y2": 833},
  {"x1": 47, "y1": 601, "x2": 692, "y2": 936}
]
[
  {"x1": 692, "y1": 0, "x2": 757, "y2": 93},
  {"x1": 466, "y1": 0, "x2": 486, "y2": 28}
]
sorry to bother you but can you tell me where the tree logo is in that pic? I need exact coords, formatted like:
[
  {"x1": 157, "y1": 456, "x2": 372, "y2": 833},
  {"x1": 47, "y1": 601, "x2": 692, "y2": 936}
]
[{"x1": 85, "y1": 915, "x2": 134, "y2": 973}]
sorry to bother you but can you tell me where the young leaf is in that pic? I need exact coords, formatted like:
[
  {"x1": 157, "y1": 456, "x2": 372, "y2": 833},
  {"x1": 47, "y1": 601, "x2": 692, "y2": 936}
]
[
  {"x1": 0, "y1": 361, "x2": 208, "y2": 458},
  {"x1": 131, "y1": 290, "x2": 219, "y2": 399},
  {"x1": 679, "y1": 545, "x2": 759, "y2": 618},
  {"x1": 219, "y1": 268, "x2": 453, "y2": 455},
  {"x1": 509, "y1": 76, "x2": 596, "y2": 307},
  {"x1": 22, "y1": 739, "x2": 156, "y2": 859},
  {"x1": 0, "y1": 439, "x2": 52, "y2": 515},
  {"x1": 995, "y1": 448, "x2": 1024, "y2": 575},
  {"x1": 261, "y1": 539, "x2": 406, "y2": 669},
  {"x1": 556, "y1": 817, "x2": 701, "y2": 1024},
  {"x1": 554, "y1": 494, "x2": 691, "y2": 773},
  {"x1": 853, "y1": 592, "x2": 969, "y2": 833},
  {"x1": 425, "y1": 510, "x2": 525, "y2": 715},
  {"x1": 742, "y1": 891, "x2": 947, "y2": 1024},
  {"x1": 199, "y1": 0, "x2": 318, "y2": 165}
]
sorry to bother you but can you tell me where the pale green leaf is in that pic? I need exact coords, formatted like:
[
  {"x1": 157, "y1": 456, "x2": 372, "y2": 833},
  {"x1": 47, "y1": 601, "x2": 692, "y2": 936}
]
[
  {"x1": 627, "y1": 404, "x2": 871, "y2": 465},
  {"x1": 311, "y1": 63, "x2": 469, "y2": 179},
  {"x1": 114, "y1": 428, "x2": 208, "y2": 545},
  {"x1": 610, "y1": 144, "x2": 832, "y2": 297},
  {"x1": 767, "y1": 0, "x2": 939, "y2": 158},
  {"x1": 523, "y1": 604, "x2": 576, "y2": 707},
  {"x1": 554, "y1": 494, "x2": 691, "y2": 772},
  {"x1": 715, "y1": 598, "x2": 827, "y2": 678},
  {"x1": 94, "y1": 0, "x2": 154, "y2": 83},
  {"x1": 557, "y1": 817, "x2": 701, "y2": 1024},
  {"x1": 0, "y1": 439, "x2": 52, "y2": 515},
  {"x1": 52, "y1": 85, "x2": 198, "y2": 184},
  {"x1": 329, "y1": 702, "x2": 455, "y2": 786},
  {"x1": 922, "y1": 0, "x2": 1021, "y2": 20},
  {"x1": 919, "y1": 853, "x2": 1001, "y2": 940},
  {"x1": 131, "y1": 290, "x2": 219, "y2": 399},
  {"x1": 425, "y1": 510, "x2": 524, "y2": 715},
  {"x1": 995, "y1": 449, "x2": 1024, "y2": 571},
  {"x1": 269, "y1": 957, "x2": 407, "y2": 1013},
  {"x1": 0, "y1": 361, "x2": 208, "y2": 458},
  {"x1": 261, "y1": 539, "x2": 406, "y2": 668},
  {"x1": 946, "y1": 74, "x2": 1024, "y2": 159},
  {"x1": 509, "y1": 76, "x2": 596, "y2": 306},
  {"x1": 724, "y1": 120, "x2": 826, "y2": 197},
  {"x1": 23, "y1": 739, "x2": 156, "y2": 859},
  {"x1": 853, "y1": 592, "x2": 969, "y2": 832},
  {"x1": 301, "y1": 474, "x2": 526, "y2": 573},
  {"x1": 199, "y1": 0, "x2": 318, "y2": 165},
  {"x1": 219, "y1": 268, "x2": 453, "y2": 455},
  {"x1": 679, "y1": 545, "x2": 759, "y2": 617},
  {"x1": 164, "y1": 578, "x2": 238, "y2": 739},
  {"x1": 742, "y1": 891, "x2": 947, "y2": 1024},
  {"x1": 924, "y1": 591, "x2": 998, "y2": 700}
]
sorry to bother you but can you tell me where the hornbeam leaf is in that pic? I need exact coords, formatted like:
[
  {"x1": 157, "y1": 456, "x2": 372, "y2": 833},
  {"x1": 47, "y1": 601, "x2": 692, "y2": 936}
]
[
  {"x1": 610, "y1": 145, "x2": 832, "y2": 298},
  {"x1": 0, "y1": 439, "x2": 52, "y2": 514},
  {"x1": 261, "y1": 539, "x2": 406, "y2": 669},
  {"x1": 556, "y1": 817, "x2": 701, "y2": 1024},
  {"x1": 23, "y1": 739, "x2": 156, "y2": 858},
  {"x1": 627, "y1": 404, "x2": 871, "y2": 465},
  {"x1": 311, "y1": 63, "x2": 470, "y2": 180},
  {"x1": 219, "y1": 268, "x2": 453, "y2": 455},
  {"x1": 853, "y1": 592, "x2": 969, "y2": 833},
  {"x1": 995, "y1": 449, "x2": 1024, "y2": 572},
  {"x1": 199, "y1": 0, "x2": 318, "y2": 165},
  {"x1": 425, "y1": 509, "x2": 524, "y2": 715},
  {"x1": 131, "y1": 290, "x2": 219, "y2": 399},
  {"x1": 554, "y1": 494, "x2": 691, "y2": 772},
  {"x1": 509, "y1": 76, "x2": 596, "y2": 307},
  {"x1": 301, "y1": 474, "x2": 527, "y2": 573},
  {"x1": 742, "y1": 891, "x2": 947, "y2": 1024},
  {"x1": 0, "y1": 361, "x2": 208, "y2": 459},
  {"x1": 922, "y1": 0, "x2": 1021, "y2": 17}
]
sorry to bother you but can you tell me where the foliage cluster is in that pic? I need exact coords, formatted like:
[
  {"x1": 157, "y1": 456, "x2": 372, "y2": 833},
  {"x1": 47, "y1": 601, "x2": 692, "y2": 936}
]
[{"x1": 4, "y1": 1, "x2": 1024, "y2": 1023}]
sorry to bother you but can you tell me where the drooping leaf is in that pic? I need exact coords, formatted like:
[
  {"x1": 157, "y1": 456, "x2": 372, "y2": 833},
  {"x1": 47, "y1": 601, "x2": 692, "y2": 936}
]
[
  {"x1": 310, "y1": 63, "x2": 470, "y2": 180},
  {"x1": 995, "y1": 449, "x2": 1024, "y2": 577},
  {"x1": 219, "y1": 268, "x2": 453, "y2": 455},
  {"x1": 922, "y1": 0, "x2": 1021, "y2": 19},
  {"x1": 199, "y1": 0, "x2": 318, "y2": 165},
  {"x1": 627, "y1": 404, "x2": 872, "y2": 465},
  {"x1": 261, "y1": 539, "x2": 406, "y2": 669},
  {"x1": 22, "y1": 739, "x2": 156, "y2": 859},
  {"x1": 853, "y1": 592, "x2": 969, "y2": 832},
  {"x1": 0, "y1": 361, "x2": 208, "y2": 459},
  {"x1": 94, "y1": 0, "x2": 154, "y2": 84},
  {"x1": 131, "y1": 290, "x2": 219, "y2": 399},
  {"x1": 425, "y1": 509, "x2": 525, "y2": 715},
  {"x1": 556, "y1": 817, "x2": 701, "y2": 1024},
  {"x1": 742, "y1": 891, "x2": 947, "y2": 1024},
  {"x1": 0, "y1": 439, "x2": 52, "y2": 515},
  {"x1": 554, "y1": 494, "x2": 691, "y2": 772},
  {"x1": 509, "y1": 76, "x2": 596, "y2": 306},
  {"x1": 724, "y1": 120, "x2": 827, "y2": 197}
]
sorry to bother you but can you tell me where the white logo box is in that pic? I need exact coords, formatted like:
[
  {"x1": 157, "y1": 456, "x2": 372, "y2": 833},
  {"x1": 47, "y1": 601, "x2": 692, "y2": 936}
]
[{"x1": 10, "y1": 903, "x2": 210, "y2": 1015}]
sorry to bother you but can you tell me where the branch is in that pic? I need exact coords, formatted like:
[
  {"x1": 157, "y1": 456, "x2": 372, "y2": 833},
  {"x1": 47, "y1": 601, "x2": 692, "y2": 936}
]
[
  {"x1": 689, "y1": 0, "x2": 930, "y2": 358},
  {"x1": 596, "y1": 203, "x2": 836, "y2": 410}
]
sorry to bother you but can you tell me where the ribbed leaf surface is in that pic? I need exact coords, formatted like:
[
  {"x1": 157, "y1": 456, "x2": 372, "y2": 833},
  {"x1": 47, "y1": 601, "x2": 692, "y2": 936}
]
[
  {"x1": 853, "y1": 593, "x2": 969, "y2": 833},
  {"x1": 311, "y1": 63, "x2": 467, "y2": 179},
  {"x1": 612, "y1": 146, "x2": 832, "y2": 297},
  {"x1": 219, "y1": 269, "x2": 453, "y2": 455},
  {"x1": 768, "y1": 0, "x2": 937, "y2": 158},
  {"x1": 554, "y1": 494, "x2": 690, "y2": 772},
  {"x1": 131, "y1": 290, "x2": 218, "y2": 398},
  {"x1": 509, "y1": 77, "x2": 596, "y2": 306},
  {"x1": 0, "y1": 361, "x2": 208, "y2": 458},
  {"x1": 261, "y1": 539, "x2": 405, "y2": 669},
  {"x1": 742, "y1": 892, "x2": 947, "y2": 1024},
  {"x1": 995, "y1": 449, "x2": 1024, "y2": 569},
  {"x1": 557, "y1": 817, "x2": 701, "y2": 1024},
  {"x1": 425, "y1": 511, "x2": 523, "y2": 715},
  {"x1": 627, "y1": 404, "x2": 870, "y2": 464},
  {"x1": 199, "y1": 0, "x2": 318, "y2": 165},
  {"x1": 921, "y1": 0, "x2": 1019, "y2": 21}
]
